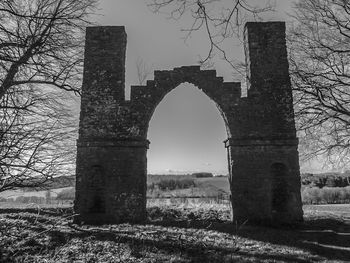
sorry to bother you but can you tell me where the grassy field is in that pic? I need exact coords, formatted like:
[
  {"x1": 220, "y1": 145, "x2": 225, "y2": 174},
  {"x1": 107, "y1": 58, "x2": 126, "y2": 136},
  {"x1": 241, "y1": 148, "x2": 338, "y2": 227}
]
[
  {"x1": 0, "y1": 176, "x2": 230, "y2": 201},
  {"x1": 0, "y1": 187, "x2": 73, "y2": 199},
  {"x1": 0, "y1": 204, "x2": 349, "y2": 262}
]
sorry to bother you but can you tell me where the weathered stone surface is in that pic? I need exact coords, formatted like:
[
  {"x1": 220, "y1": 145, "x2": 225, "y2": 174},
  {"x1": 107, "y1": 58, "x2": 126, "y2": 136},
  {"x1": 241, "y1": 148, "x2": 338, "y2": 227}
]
[{"x1": 75, "y1": 22, "x2": 303, "y2": 225}]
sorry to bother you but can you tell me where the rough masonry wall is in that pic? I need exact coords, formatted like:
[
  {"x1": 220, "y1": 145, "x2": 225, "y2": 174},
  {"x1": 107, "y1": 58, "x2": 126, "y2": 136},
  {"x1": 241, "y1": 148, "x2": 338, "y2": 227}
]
[
  {"x1": 79, "y1": 26, "x2": 126, "y2": 139},
  {"x1": 75, "y1": 22, "x2": 303, "y2": 225},
  {"x1": 231, "y1": 22, "x2": 296, "y2": 139},
  {"x1": 129, "y1": 66, "x2": 241, "y2": 138}
]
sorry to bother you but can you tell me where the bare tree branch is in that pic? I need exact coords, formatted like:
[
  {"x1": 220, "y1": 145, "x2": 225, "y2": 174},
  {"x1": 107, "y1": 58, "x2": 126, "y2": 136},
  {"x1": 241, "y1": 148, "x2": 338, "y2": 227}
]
[
  {"x1": 0, "y1": 0, "x2": 98, "y2": 100},
  {"x1": 289, "y1": 0, "x2": 350, "y2": 168},
  {"x1": 136, "y1": 57, "x2": 153, "y2": 85},
  {"x1": 0, "y1": 0, "x2": 97, "y2": 192},
  {"x1": 147, "y1": 0, "x2": 275, "y2": 77}
]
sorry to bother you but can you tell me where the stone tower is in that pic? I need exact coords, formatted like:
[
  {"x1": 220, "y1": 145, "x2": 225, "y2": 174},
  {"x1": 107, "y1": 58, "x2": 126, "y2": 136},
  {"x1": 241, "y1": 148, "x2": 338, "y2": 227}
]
[
  {"x1": 225, "y1": 22, "x2": 303, "y2": 223},
  {"x1": 75, "y1": 27, "x2": 148, "y2": 224}
]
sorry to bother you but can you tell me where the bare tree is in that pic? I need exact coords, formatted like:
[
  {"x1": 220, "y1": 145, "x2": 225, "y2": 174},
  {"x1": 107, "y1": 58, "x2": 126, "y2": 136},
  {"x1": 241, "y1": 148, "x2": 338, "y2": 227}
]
[
  {"x1": 289, "y1": 0, "x2": 350, "y2": 167},
  {"x1": 147, "y1": 0, "x2": 275, "y2": 76},
  {"x1": 0, "y1": 86, "x2": 78, "y2": 191},
  {"x1": 0, "y1": 0, "x2": 97, "y2": 191},
  {"x1": 0, "y1": 0, "x2": 97, "y2": 99},
  {"x1": 136, "y1": 57, "x2": 153, "y2": 85}
]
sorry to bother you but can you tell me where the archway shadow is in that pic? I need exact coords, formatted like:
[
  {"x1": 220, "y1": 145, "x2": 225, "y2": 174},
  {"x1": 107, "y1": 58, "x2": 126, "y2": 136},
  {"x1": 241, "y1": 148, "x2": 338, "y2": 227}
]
[
  {"x1": 57, "y1": 217, "x2": 349, "y2": 262},
  {"x1": 146, "y1": 211, "x2": 350, "y2": 262}
]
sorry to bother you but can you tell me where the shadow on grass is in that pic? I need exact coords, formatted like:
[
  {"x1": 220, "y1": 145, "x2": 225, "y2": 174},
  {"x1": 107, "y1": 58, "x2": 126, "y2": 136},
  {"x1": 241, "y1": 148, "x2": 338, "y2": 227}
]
[
  {"x1": 64, "y1": 210, "x2": 350, "y2": 262},
  {"x1": 147, "y1": 214, "x2": 350, "y2": 262},
  {"x1": 239, "y1": 219, "x2": 350, "y2": 261},
  {"x1": 55, "y1": 228, "x2": 312, "y2": 263}
]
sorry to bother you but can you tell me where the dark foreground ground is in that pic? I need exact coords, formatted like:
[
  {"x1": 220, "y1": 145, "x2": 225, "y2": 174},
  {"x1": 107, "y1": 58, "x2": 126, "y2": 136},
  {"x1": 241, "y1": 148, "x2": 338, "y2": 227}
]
[{"x1": 0, "y1": 204, "x2": 349, "y2": 263}]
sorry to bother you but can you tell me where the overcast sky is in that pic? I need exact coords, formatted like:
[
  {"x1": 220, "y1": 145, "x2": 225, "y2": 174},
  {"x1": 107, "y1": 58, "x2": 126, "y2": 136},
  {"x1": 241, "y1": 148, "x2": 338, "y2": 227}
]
[{"x1": 91, "y1": 1, "x2": 321, "y2": 174}]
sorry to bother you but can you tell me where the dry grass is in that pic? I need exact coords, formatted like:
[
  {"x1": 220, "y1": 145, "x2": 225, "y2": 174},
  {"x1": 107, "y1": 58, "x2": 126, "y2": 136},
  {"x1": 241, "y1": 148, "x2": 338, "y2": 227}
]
[{"x1": 0, "y1": 204, "x2": 349, "y2": 262}]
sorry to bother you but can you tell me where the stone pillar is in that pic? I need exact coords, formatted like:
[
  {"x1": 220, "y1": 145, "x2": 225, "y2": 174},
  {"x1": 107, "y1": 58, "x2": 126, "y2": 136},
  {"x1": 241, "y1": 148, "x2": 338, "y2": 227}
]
[
  {"x1": 74, "y1": 26, "x2": 148, "y2": 224},
  {"x1": 75, "y1": 140, "x2": 148, "y2": 224},
  {"x1": 227, "y1": 22, "x2": 303, "y2": 224},
  {"x1": 226, "y1": 138, "x2": 303, "y2": 224}
]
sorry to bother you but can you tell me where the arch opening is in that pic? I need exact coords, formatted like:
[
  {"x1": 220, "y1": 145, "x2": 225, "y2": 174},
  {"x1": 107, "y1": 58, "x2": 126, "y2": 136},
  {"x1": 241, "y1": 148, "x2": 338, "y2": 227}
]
[
  {"x1": 147, "y1": 82, "x2": 229, "y2": 174},
  {"x1": 146, "y1": 82, "x2": 230, "y2": 205}
]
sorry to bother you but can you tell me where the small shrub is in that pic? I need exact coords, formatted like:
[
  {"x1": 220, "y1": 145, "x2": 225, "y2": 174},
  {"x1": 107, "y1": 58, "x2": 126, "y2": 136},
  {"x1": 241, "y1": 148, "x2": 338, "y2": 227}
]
[
  {"x1": 56, "y1": 188, "x2": 75, "y2": 200},
  {"x1": 156, "y1": 179, "x2": 196, "y2": 191},
  {"x1": 15, "y1": 196, "x2": 45, "y2": 204},
  {"x1": 192, "y1": 172, "x2": 213, "y2": 178}
]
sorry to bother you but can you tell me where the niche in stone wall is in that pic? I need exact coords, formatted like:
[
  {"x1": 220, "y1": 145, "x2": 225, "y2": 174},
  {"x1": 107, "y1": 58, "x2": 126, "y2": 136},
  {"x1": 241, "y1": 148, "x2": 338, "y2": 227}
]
[
  {"x1": 87, "y1": 165, "x2": 106, "y2": 213},
  {"x1": 271, "y1": 163, "x2": 289, "y2": 213}
]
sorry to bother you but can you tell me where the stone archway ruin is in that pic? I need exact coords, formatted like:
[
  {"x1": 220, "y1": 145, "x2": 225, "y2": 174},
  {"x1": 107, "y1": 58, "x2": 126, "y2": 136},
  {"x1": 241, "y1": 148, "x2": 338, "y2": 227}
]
[{"x1": 74, "y1": 22, "x2": 303, "y2": 225}]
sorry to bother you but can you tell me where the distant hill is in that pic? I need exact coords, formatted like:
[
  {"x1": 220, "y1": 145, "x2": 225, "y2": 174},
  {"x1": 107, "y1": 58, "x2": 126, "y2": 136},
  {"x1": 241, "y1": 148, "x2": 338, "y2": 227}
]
[{"x1": 20, "y1": 175, "x2": 75, "y2": 191}]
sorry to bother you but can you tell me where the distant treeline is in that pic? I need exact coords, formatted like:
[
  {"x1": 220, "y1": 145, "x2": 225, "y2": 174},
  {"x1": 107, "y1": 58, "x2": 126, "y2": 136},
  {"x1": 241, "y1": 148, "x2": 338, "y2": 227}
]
[
  {"x1": 302, "y1": 186, "x2": 350, "y2": 204},
  {"x1": 301, "y1": 173, "x2": 350, "y2": 188},
  {"x1": 148, "y1": 173, "x2": 215, "y2": 183}
]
